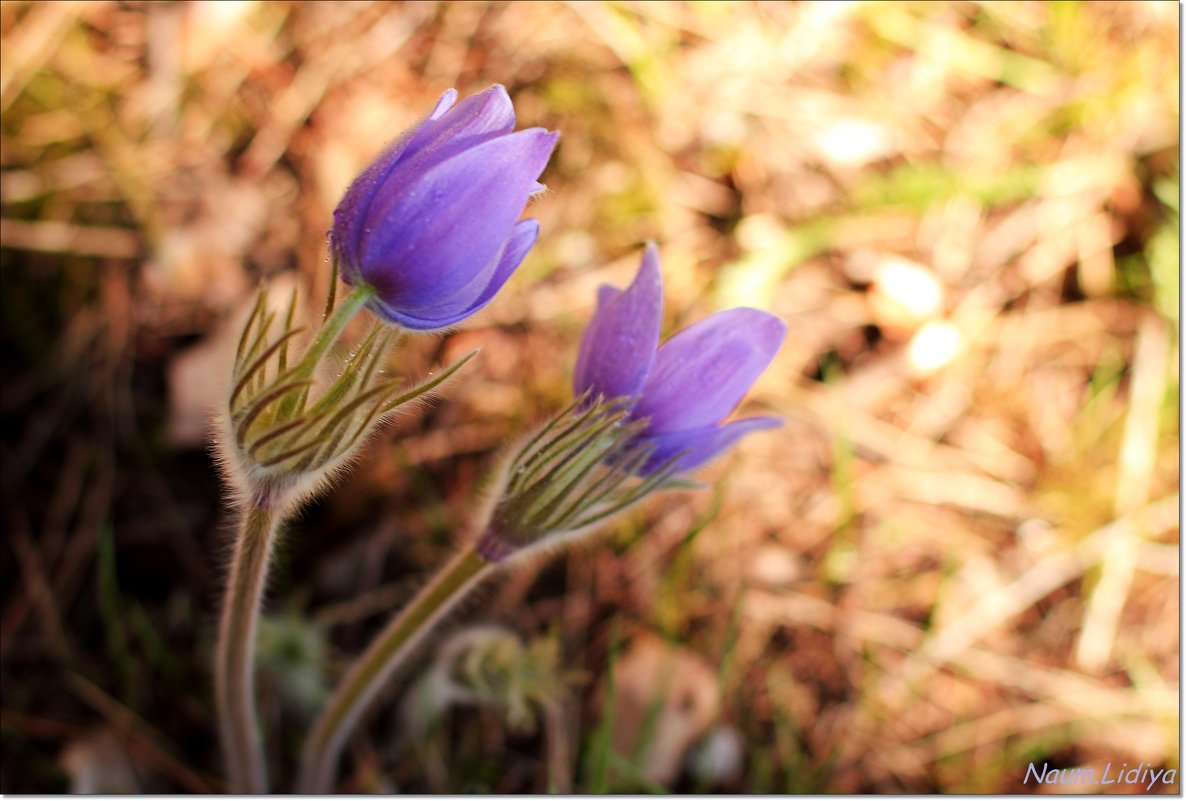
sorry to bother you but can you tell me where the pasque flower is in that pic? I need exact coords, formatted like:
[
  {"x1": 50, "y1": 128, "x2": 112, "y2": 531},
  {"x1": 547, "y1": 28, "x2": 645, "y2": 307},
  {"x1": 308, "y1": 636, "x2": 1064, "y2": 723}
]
[
  {"x1": 573, "y1": 244, "x2": 786, "y2": 474},
  {"x1": 331, "y1": 85, "x2": 559, "y2": 330},
  {"x1": 298, "y1": 247, "x2": 783, "y2": 794},
  {"x1": 216, "y1": 86, "x2": 554, "y2": 793}
]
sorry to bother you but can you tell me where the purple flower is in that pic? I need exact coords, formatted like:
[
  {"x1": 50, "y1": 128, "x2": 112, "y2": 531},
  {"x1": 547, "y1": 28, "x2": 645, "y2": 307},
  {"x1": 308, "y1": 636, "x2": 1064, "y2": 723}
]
[
  {"x1": 331, "y1": 85, "x2": 559, "y2": 330},
  {"x1": 573, "y1": 245, "x2": 786, "y2": 475}
]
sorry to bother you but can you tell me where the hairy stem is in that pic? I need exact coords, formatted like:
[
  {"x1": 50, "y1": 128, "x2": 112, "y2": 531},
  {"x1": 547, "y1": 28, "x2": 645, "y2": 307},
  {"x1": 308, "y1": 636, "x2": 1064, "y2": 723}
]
[
  {"x1": 542, "y1": 697, "x2": 573, "y2": 793},
  {"x1": 299, "y1": 544, "x2": 493, "y2": 793},
  {"x1": 278, "y1": 283, "x2": 376, "y2": 420},
  {"x1": 301, "y1": 283, "x2": 375, "y2": 376},
  {"x1": 214, "y1": 501, "x2": 281, "y2": 794}
]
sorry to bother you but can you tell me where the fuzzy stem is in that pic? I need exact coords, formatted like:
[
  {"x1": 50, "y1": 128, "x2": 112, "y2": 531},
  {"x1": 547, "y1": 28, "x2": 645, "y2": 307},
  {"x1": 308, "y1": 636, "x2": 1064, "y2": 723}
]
[
  {"x1": 299, "y1": 543, "x2": 493, "y2": 793},
  {"x1": 214, "y1": 500, "x2": 281, "y2": 794},
  {"x1": 300, "y1": 283, "x2": 375, "y2": 377},
  {"x1": 542, "y1": 697, "x2": 573, "y2": 793},
  {"x1": 277, "y1": 283, "x2": 376, "y2": 420}
]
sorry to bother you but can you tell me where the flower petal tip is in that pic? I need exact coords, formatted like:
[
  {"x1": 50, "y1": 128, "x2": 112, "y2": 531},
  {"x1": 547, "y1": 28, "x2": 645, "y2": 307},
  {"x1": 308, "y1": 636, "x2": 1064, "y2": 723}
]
[{"x1": 430, "y1": 88, "x2": 459, "y2": 120}]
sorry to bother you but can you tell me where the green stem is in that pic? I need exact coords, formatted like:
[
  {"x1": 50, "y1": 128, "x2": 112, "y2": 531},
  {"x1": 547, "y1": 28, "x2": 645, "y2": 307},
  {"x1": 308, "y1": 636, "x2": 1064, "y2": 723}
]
[
  {"x1": 298, "y1": 544, "x2": 493, "y2": 793},
  {"x1": 214, "y1": 501, "x2": 281, "y2": 794},
  {"x1": 299, "y1": 283, "x2": 375, "y2": 377},
  {"x1": 277, "y1": 283, "x2": 376, "y2": 419}
]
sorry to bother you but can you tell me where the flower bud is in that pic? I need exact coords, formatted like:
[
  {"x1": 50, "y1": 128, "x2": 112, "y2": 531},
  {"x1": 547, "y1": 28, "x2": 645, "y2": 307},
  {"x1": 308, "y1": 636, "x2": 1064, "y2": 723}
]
[
  {"x1": 472, "y1": 247, "x2": 785, "y2": 564},
  {"x1": 573, "y1": 244, "x2": 787, "y2": 475},
  {"x1": 331, "y1": 85, "x2": 559, "y2": 331}
]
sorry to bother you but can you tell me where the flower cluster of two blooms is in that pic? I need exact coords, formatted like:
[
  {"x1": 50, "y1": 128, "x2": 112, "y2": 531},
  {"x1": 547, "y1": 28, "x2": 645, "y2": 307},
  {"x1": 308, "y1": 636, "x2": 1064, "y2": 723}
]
[{"x1": 299, "y1": 85, "x2": 784, "y2": 555}]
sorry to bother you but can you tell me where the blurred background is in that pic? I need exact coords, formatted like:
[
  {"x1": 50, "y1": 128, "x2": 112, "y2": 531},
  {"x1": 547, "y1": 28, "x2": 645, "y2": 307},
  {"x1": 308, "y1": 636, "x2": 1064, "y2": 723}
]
[{"x1": 0, "y1": 0, "x2": 1179, "y2": 793}]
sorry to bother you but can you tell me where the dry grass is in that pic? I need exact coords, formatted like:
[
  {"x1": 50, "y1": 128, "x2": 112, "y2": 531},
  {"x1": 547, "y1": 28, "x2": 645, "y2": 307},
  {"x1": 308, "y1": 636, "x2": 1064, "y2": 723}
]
[{"x1": 0, "y1": 0, "x2": 1178, "y2": 793}]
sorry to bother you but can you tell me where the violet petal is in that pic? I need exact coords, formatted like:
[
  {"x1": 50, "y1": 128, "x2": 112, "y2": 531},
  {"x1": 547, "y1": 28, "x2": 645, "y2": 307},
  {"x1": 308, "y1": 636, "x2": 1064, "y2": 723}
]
[
  {"x1": 357, "y1": 128, "x2": 558, "y2": 311},
  {"x1": 572, "y1": 243, "x2": 664, "y2": 402},
  {"x1": 638, "y1": 416, "x2": 782, "y2": 475},
  {"x1": 368, "y1": 219, "x2": 540, "y2": 330},
  {"x1": 635, "y1": 308, "x2": 786, "y2": 433}
]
